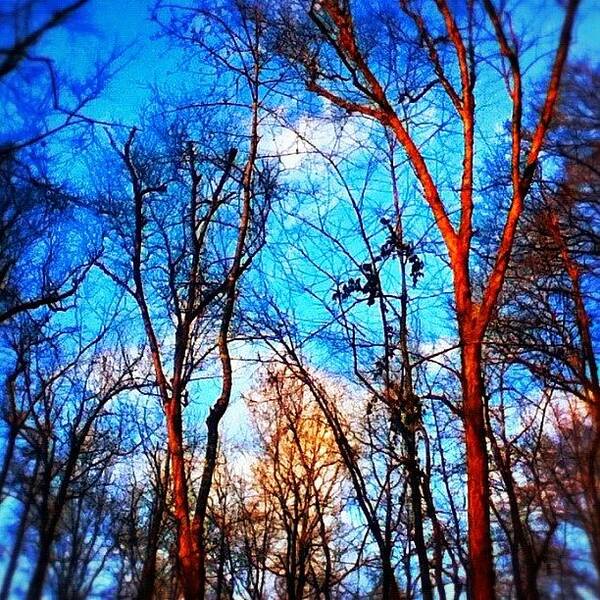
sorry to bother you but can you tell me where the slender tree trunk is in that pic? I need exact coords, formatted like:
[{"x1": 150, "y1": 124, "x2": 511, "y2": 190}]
[
  {"x1": 461, "y1": 338, "x2": 495, "y2": 600},
  {"x1": 405, "y1": 433, "x2": 434, "y2": 600},
  {"x1": 393, "y1": 196, "x2": 434, "y2": 600},
  {"x1": 215, "y1": 520, "x2": 227, "y2": 599},
  {"x1": 0, "y1": 462, "x2": 37, "y2": 600},
  {"x1": 299, "y1": 372, "x2": 405, "y2": 599},
  {"x1": 381, "y1": 552, "x2": 403, "y2": 600},
  {"x1": 504, "y1": 473, "x2": 540, "y2": 600},
  {"x1": 136, "y1": 540, "x2": 160, "y2": 599},
  {"x1": 192, "y1": 408, "x2": 222, "y2": 597},
  {"x1": 27, "y1": 446, "x2": 91, "y2": 600},
  {"x1": 136, "y1": 471, "x2": 168, "y2": 600},
  {"x1": 0, "y1": 427, "x2": 17, "y2": 497},
  {"x1": 26, "y1": 530, "x2": 54, "y2": 600},
  {"x1": 191, "y1": 90, "x2": 260, "y2": 599},
  {"x1": 422, "y1": 473, "x2": 448, "y2": 600},
  {"x1": 26, "y1": 453, "x2": 54, "y2": 600},
  {"x1": 165, "y1": 399, "x2": 203, "y2": 600},
  {"x1": 136, "y1": 545, "x2": 161, "y2": 600}
]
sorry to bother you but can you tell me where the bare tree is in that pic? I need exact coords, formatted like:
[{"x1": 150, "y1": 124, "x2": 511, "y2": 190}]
[
  {"x1": 0, "y1": 314, "x2": 139, "y2": 600},
  {"x1": 246, "y1": 369, "x2": 347, "y2": 599},
  {"x1": 483, "y1": 62, "x2": 600, "y2": 595},
  {"x1": 96, "y1": 16, "x2": 274, "y2": 589},
  {"x1": 0, "y1": 0, "x2": 120, "y2": 156},
  {"x1": 0, "y1": 154, "x2": 95, "y2": 326},
  {"x1": 260, "y1": 2, "x2": 580, "y2": 596},
  {"x1": 0, "y1": 0, "x2": 114, "y2": 325}
]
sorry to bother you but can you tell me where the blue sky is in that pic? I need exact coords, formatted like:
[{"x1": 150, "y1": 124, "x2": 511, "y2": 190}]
[{"x1": 33, "y1": 0, "x2": 599, "y2": 375}]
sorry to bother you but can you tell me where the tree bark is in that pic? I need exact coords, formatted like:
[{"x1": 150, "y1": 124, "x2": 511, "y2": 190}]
[
  {"x1": 381, "y1": 554, "x2": 403, "y2": 600},
  {"x1": 165, "y1": 399, "x2": 204, "y2": 600},
  {"x1": 461, "y1": 338, "x2": 495, "y2": 600},
  {"x1": 405, "y1": 433, "x2": 434, "y2": 600},
  {"x1": 0, "y1": 426, "x2": 18, "y2": 497}
]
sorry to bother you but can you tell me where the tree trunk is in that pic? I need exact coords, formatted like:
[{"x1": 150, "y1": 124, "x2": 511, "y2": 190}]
[
  {"x1": 461, "y1": 339, "x2": 495, "y2": 600},
  {"x1": 165, "y1": 400, "x2": 204, "y2": 600},
  {"x1": 215, "y1": 520, "x2": 227, "y2": 599},
  {"x1": 136, "y1": 477, "x2": 168, "y2": 600},
  {"x1": 413, "y1": 460, "x2": 447, "y2": 600},
  {"x1": 406, "y1": 434, "x2": 434, "y2": 600},
  {"x1": 26, "y1": 530, "x2": 53, "y2": 600},
  {"x1": 26, "y1": 458, "x2": 53, "y2": 600},
  {"x1": 489, "y1": 430, "x2": 540, "y2": 600},
  {"x1": 0, "y1": 467, "x2": 36, "y2": 600},
  {"x1": 0, "y1": 426, "x2": 18, "y2": 497},
  {"x1": 381, "y1": 553, "x2": 403, "y2": 600}
]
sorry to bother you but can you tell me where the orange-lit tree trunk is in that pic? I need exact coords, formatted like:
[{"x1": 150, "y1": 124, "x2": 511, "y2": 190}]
[
  {"x1": 460, "y1": 334, "x2": 493, "y2": 598},
  {"x1": 165, "y1": 399, "x2": 204, "y2": 599},
  {"x1": 110, "y1": 132, "x2": 260, "y2": 599},
  {"x1": 118, "y1": 126, "x2": 205, "y2": 599}
]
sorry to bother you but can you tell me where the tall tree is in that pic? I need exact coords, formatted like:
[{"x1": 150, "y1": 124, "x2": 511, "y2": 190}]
[
  {"x1": 97, "y1": 35, "x2": 274, "y2": 593},
  {"x1": 247, "y1": 368, "x2": 347, "y2": 599},
  {"x1": 262, "y1": 2, "x2": 580, "y2": 596},
  {"x1": 486, "y1": 62, "x2": 600, "y2": 592}
]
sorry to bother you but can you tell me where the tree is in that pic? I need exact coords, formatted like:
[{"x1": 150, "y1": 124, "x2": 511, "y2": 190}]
[
  {"x1": 0, "y1": 0, "x2": 113, "y2": 326},
  {"x1": 0, "y1": 1, "x2": 86, "y2": 81},
  {"x1": 485, "y1": 62, "x2": 600, "y2": 593},
  {"x1": 214, "y1": 458, "x2": 276, "y2": 599},
  {"x1": 0, "y1": 0, "x2": 117, "y2": 156},
  {"x1": 247, "y1": 368, "x2": 347, "y2": 599},
  {"x1": 97, "y1": 58, "x2": 273, "y2": 596},
  {"x1": 1, "y1": 2, "x2": 596, "y2": 597},
  {"x1": 0, "y1": 314, "x2": 138, "y2": 600},
  {"x1": 0, "y1": 153, "x2": 94, "y2": 325},
  {"x1": 261, "y1": 2, "x2": 580, "y2": 596}
]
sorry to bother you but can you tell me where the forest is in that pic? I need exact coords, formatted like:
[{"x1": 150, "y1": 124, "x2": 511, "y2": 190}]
[{"x1": 0, "y1": 0, "x2": 598, "y2": 598}]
